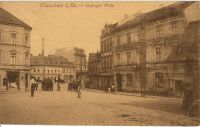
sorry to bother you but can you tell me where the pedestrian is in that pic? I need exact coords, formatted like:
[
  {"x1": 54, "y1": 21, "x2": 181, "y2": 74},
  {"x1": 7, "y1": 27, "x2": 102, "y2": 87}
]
[
  {"x1": 3, "y1": 78, "x2": 8, "y2": 91},
  {"x1": 35, "y1": 82, "x2": 38, "y2": 91},
  {"x1": 41, "y1": 79, "x2": 44, "y2": 90},
  {"x1": 113, "y1": 80, "x2": 117, "y2": 93},
  {"x1": 57, "y1": 79, "x2": 60, "y2": 91},
  {"x1": 77, "y1": 79, "x2": 81, "y2": 98},
  {"x1": 30, "y1": 77, "x2": 36, "y2": 97},
  {"x1": 107, "y1": 87, "x2": 110, "y2": 93},
  {"x1": 111, "y1": 85, "x2": 115, "y2": 92},
  {"x1": 50, "y1": 80, "x2": 53, "y2": 91}
]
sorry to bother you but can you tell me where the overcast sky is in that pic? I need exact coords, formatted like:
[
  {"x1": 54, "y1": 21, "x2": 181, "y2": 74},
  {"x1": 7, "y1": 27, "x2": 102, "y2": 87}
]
[{"x1": 1, "y1": 1, "x2": 174, "y2": 56}]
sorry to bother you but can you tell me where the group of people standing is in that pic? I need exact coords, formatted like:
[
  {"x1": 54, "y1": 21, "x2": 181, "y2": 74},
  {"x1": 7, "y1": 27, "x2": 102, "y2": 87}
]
[
  {"x1": 107, "y1": 81, "x2": 117, "y2": 93},
  {"x1": 30, "y1": 77, "x2": 82, "y2": 98},
  {"x1": 41, "y1": 78, "x2": 54, "y2": 91}
]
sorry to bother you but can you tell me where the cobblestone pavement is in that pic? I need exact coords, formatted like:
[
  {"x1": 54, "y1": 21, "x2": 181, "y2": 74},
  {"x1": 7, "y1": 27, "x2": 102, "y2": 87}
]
[{"x1": 0, "y1": 88, "x2": 200, "y2": 125}]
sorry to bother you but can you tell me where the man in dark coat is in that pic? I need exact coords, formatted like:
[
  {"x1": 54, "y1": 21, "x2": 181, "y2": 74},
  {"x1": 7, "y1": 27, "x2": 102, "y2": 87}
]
[
  {"x1": 50, "y1": 80, "x2": 53, "y2": 91},
  {"x1": 35, "y1": 82, "x2": 38, "y2": 91},
  {"x1": 31, "y1": 78, "x2": 35, "y2": 97},
  {"x1": 31, "y1": 83, "x2": 35, "y2": 97},
  {"x1": 77, "y1": 79, "x2": 81, "y2": 98}
]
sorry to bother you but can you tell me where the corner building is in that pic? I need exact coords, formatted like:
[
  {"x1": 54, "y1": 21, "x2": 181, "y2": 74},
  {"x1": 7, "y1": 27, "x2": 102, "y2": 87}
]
[
  {"x1": 100, "y1": 2, "x2": 200, "y2": 95},
  {"x1": 0, "y1": 7, "x2": 32, "y2": 90}
]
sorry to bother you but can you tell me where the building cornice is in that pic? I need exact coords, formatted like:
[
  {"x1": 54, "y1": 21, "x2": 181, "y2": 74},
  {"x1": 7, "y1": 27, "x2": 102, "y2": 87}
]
[{"x1": 0, "y1": 43, "x2": 30, "y2": 49}]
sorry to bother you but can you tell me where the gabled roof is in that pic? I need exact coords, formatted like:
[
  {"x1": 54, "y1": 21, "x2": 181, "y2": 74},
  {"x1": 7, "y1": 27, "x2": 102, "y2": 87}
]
[{"x1": 0, "y1": 7, "x2": 32, "y2": 30}]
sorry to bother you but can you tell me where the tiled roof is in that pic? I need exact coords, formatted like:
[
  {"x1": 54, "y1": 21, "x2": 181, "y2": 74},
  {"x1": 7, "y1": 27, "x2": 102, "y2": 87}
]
[
  {"x1": 0, "y1": 7, "x2": 32, "y2": 30},
  {"x1": 104, "y1": 2, "x2": 194, "y2": 36},
  {"x1": 31, "y1": 55, "x2": 75, "y2": 67}
]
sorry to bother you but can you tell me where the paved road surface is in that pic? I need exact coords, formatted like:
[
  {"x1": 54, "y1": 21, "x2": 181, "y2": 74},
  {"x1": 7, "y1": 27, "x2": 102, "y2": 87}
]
[{"x1": 0, "y1": 89, "x2": 199, "y2": 125}]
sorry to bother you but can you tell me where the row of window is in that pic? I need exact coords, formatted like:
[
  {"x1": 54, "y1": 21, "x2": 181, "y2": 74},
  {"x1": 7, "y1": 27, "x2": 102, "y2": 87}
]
[
  {"x1": 116, "y1": 33, "x2": 132, "y2": 46},
  {"x1": 101, "y1": 22, "x2": 178, "y2": 51},
  {"x1": 33, "y1": 60, "x2": 71, "y2": 66},
  {"x1": 155, "y1": 22, "x2": 177, "y2": 38},
  {"x1": 33, "y1": 68, "x2": 75, "y2": 74},
  {"x1": 77, "y1": 65, "x2": 87, "y2": 71},
  {"x1": 115, "y1": 47, "x2": 161, "y2": 65},
  {"x1": 116, "y1": 51, "x2": 137, "y2": 65},
  {"x1": 0, "y1": 52, "x2": 28, "y2": 65},
  {"x1": 89, "y1": 64, "x2": 100, "y2": 74},
  {"x1": 102, "y1": 57, "x2": 112, "y2": 69},
  {"x1": 101, "y1": 40, "x2": 112, "y2": 53},
  {"x1": 0, "y1": 32, "x2": 29, "y2": 46}
]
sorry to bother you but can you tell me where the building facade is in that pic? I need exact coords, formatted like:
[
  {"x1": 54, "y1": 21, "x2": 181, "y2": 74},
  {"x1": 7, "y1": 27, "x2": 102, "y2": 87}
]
[
  {"x1": 98, "y1": 2, "x2": 200, "y2": 96},
  {"x1": 55, "y1": 47, "x2": 88, "y2": 87},
  {"x1": 0, "y1": 7, "x2": 32, "y2": 90},
  {"x1": 30, "y1": 55, "x2": 76, "y2": 82},
  {"x1": 87, "y1": 52, "x2": 101, "y2": 89}
]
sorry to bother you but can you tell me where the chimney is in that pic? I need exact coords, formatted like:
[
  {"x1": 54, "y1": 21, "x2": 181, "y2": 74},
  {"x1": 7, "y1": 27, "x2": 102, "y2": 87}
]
[{"x1": 42, "y1": 38, "x2": 44, "y2": 56}]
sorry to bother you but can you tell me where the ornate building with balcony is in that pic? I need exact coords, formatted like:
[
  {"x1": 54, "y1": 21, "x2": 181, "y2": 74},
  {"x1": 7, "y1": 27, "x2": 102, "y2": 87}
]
[
  {"x1": 0, "y1": 7, "x2": 32, "y2": 90},
  {"x1": 100, "y1": 1, "x2": 200, "y2": 95}
]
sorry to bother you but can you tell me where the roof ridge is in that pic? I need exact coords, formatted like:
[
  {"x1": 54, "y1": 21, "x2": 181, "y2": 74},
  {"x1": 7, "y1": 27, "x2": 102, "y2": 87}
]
[{"x1": 0, "y1": 7, "x2": 32, "y2": 30}]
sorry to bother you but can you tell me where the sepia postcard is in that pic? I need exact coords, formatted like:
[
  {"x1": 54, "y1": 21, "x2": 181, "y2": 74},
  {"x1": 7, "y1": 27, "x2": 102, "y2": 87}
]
[{"x1": 0, "y1": 1, "x2": 200, "y2": 126}]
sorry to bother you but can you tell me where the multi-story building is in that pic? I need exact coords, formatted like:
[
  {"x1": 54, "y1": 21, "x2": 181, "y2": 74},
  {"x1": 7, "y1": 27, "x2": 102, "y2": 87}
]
[
  {"x1": 100, "y1": 25, "x2": 114, "y2": 90},
  {"x1": 55, "y1": 47, "x2": 87, "y2": 87},
  {"x1": 0, "y1": 7, "x2": 32, "y2": 90},
  {"x1": 30, "y1": 55, "x2": 76, "y2": 82},
  {"x1": 88, "y1": 52, "x2": 101, "y2": 89},
  {"x1": 99, "y1": 2, "x2": 200, "y2": 95}
]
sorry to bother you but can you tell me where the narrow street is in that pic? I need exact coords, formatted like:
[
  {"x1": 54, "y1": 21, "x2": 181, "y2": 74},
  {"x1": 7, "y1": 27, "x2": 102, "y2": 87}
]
[{"x1": 0, "y1": 88, "x2": 199, "y2": 125}]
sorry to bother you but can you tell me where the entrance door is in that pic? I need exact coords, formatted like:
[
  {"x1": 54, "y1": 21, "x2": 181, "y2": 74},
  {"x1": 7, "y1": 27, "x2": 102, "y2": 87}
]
[{"x1": 116, "y1": 73, "x2": 122, "y2": 91}]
